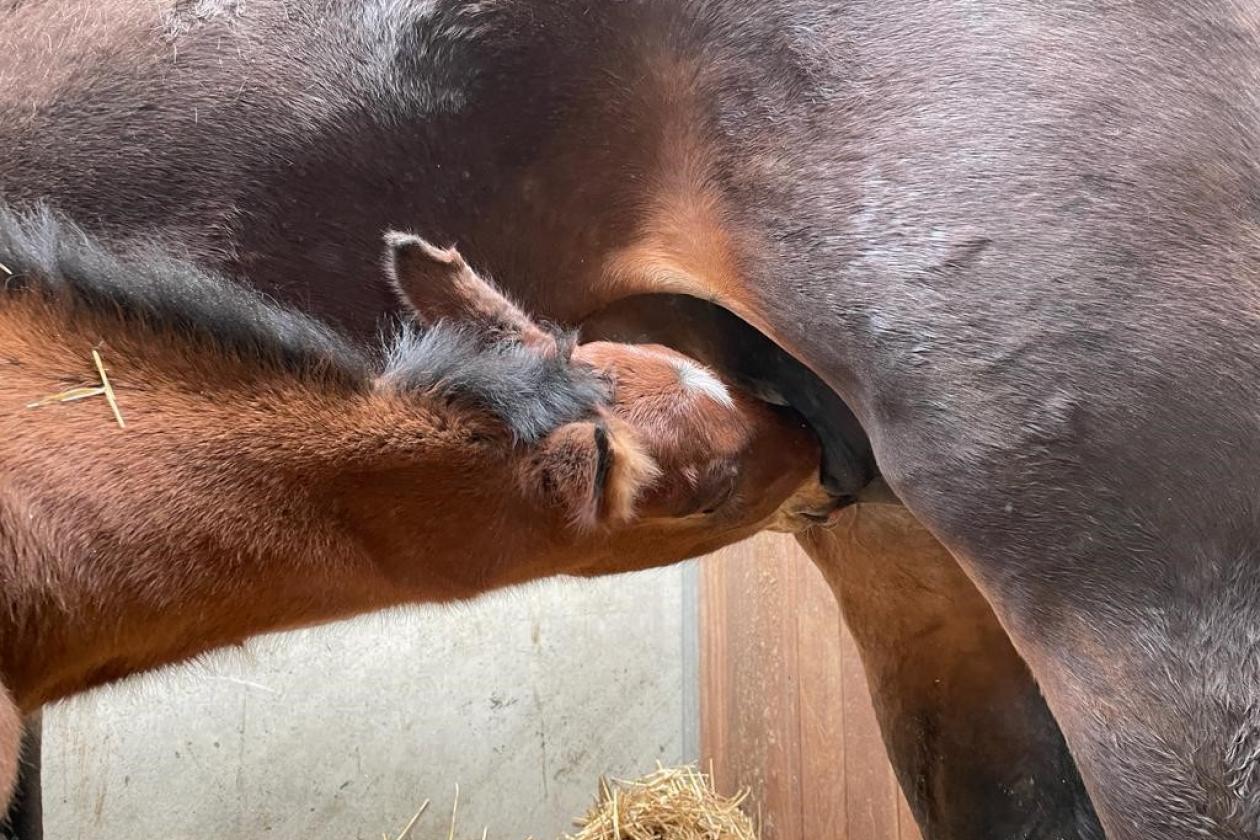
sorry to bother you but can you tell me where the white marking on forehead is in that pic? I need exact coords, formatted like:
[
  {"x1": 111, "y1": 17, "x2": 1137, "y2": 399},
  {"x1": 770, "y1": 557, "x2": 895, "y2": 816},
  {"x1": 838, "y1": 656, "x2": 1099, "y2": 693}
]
[{"x1": 673, "y1": 359, "x2": 734, "y2": 407}]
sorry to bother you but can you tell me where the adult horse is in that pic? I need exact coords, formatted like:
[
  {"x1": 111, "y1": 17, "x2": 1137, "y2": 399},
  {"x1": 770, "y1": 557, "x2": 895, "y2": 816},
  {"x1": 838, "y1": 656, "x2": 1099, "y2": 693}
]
[{"x1": 7, "y1": 1, "x2": 1259, "y2": 837}]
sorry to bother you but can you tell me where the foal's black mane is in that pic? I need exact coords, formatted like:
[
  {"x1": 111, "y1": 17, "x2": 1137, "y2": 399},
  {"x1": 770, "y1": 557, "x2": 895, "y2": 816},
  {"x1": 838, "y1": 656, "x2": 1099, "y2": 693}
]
[
  {"x1": 0, "y1": 202, "x2": 373, "y2": 387},
  {"x1": 0, "y1": 204, "x2": 605, "y2": 441}
]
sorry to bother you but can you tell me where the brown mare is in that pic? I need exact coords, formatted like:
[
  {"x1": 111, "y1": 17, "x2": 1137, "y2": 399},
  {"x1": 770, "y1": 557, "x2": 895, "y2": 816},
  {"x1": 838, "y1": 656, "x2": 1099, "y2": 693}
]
[
  {"x1": 7, "y1": 1, "x2": 1260, "y2": 837},
  {"x1": 0, "y1": 205, "x2": 835, "y2": 815}
]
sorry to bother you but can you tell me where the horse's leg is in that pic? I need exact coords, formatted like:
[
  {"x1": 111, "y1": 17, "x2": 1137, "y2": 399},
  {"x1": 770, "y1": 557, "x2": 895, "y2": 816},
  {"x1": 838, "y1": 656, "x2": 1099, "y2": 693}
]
[
  {"x1": 978, "y1": 564, "x2": 1260, "y2": 840},
  {"x1": 873, "y1": 414, "x2": 1260, "y2": 837},
  {"x1": 2, "y1": 718, "x2": 40, "y2": 840},
  {"x1": 798, "y1": 496, "x2": 1102, "y2": 840},
  {"x1": 0, "y1": 685, "x2": 22, "y2": 837}
]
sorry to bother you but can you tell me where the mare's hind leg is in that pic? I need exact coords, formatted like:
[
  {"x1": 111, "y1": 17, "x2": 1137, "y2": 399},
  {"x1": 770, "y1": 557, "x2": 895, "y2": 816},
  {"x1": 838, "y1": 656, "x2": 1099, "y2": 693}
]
[
  {"x1": 878, "y1": 410, "x2": 1260, "y2": 838},
  {"x1": 799, "y1": 499, "x2": 1102, "y2": 840},
  {"x1": 2, "y1": 718, "x2": 40, "y2": 840},
  {"x1": 987, "y1": 554, "x2": 1260, "y2": 840}
]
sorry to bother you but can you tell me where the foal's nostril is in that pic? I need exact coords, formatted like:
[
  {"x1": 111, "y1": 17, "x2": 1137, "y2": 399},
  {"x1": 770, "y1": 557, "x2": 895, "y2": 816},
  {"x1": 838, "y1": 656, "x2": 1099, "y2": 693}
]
[
  {"x1": 693, "y1": 462, "x2": 739, "y2": 516},
  {"x1": 698, "y1": 485, "x2": 735, "y2": 516}
]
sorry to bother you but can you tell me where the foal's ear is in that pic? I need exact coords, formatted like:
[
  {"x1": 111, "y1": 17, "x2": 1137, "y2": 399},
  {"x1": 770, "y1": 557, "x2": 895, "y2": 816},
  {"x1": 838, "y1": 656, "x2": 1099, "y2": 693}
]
[{"x1": 384, "y1": 232, "x2": 555, "y2": 350}]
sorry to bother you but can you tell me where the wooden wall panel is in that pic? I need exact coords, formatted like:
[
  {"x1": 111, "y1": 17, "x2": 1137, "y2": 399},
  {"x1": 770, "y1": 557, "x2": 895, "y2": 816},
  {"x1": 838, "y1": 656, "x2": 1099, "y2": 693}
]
[
  {"x1": 699, "y1": 536, "x2": 802, "y2": 840},
  {"x1": 700, "y1": 533, "x2": 922, "y2": 840},
  {"x1": 796, "y1": 563, "x2": 848, "y2": 838}
]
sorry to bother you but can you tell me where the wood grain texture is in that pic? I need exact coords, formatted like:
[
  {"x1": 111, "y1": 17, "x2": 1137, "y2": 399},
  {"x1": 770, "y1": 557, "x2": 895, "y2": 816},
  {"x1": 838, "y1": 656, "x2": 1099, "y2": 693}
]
[
  {"x1": 700, "y1": 533, "x2": 921, "y2": 840},
  {"x1": 699, "y1": 535, "x2": 802, "y2": 840},
  {"x1": 796, "y1": 557, "x2": 848, "y2": 838}
]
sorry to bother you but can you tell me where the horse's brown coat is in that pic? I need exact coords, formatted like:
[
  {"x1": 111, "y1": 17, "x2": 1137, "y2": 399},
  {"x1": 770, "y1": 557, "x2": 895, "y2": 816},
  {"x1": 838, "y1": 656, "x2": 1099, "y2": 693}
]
[{"x1": 0, "y1": 211, "x2": 830, "y2": 812}]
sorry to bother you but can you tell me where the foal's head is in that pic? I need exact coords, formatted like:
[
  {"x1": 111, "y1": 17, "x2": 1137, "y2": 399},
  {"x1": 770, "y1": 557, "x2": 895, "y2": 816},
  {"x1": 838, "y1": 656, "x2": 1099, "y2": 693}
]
[{"x1": 385, "y1": 234, "x2": 840, "y2": 581}]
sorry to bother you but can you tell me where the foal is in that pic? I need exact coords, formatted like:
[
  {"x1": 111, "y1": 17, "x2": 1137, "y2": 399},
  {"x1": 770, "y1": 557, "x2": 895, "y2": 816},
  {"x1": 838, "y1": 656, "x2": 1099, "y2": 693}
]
[{"x1": 0, "y1": 208, "x2": 830, "y2": 810}]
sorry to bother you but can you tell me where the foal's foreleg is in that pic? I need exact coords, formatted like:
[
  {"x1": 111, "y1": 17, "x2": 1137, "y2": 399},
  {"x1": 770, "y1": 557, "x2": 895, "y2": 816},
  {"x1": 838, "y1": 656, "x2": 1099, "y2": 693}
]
[
  {"x1": 0, "y1": 685, "x2": 21, "y2": 822},
  {"x1": 799, "y1": 500, "x2": 1102, "y2": 840},
  {"x1": 2, "y1": 718, "x2": 40, "y2": 840}
]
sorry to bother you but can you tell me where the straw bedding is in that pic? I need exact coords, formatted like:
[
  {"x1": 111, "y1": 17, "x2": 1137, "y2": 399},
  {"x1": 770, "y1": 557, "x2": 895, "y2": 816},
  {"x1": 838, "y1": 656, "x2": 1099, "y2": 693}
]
[
  {"x1": 566, "y1": 765, "x2": 757, "y2": 840},
  {"x1": 384, "y1": 765, "x2": 757, "y2": 840}
]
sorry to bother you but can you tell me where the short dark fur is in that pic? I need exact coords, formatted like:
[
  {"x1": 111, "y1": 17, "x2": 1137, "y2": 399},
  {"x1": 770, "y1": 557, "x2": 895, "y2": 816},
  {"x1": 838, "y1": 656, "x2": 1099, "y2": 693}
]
[{"x1": 0, "y1": 204, "x2": 606, "y2": 441}]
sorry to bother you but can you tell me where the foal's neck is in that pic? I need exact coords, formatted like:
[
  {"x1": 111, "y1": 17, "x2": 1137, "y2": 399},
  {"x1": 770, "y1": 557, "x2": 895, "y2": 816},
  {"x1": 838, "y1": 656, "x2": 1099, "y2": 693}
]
[{"x1": 0, "y1": 301, "x2": 497, "y2": 709}]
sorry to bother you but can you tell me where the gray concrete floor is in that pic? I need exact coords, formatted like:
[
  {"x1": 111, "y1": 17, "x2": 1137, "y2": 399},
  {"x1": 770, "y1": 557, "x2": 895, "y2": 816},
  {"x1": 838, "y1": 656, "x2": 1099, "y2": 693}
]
[{"x1": 42, "y1": 566, "x2": 697, "y2": 839}]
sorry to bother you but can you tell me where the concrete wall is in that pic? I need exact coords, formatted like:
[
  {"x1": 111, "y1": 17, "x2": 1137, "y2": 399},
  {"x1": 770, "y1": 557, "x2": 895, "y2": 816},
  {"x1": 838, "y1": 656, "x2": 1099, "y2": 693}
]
[{"x1": 42, "y1": 566, "x2": 698, "y2": 840}]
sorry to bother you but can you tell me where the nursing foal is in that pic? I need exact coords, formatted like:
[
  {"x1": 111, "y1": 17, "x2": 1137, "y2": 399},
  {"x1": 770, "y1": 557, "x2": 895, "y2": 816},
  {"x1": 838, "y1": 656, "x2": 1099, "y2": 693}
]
[{"x1": 0, "y1": 207, "x2": 828, "y2": 812}]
